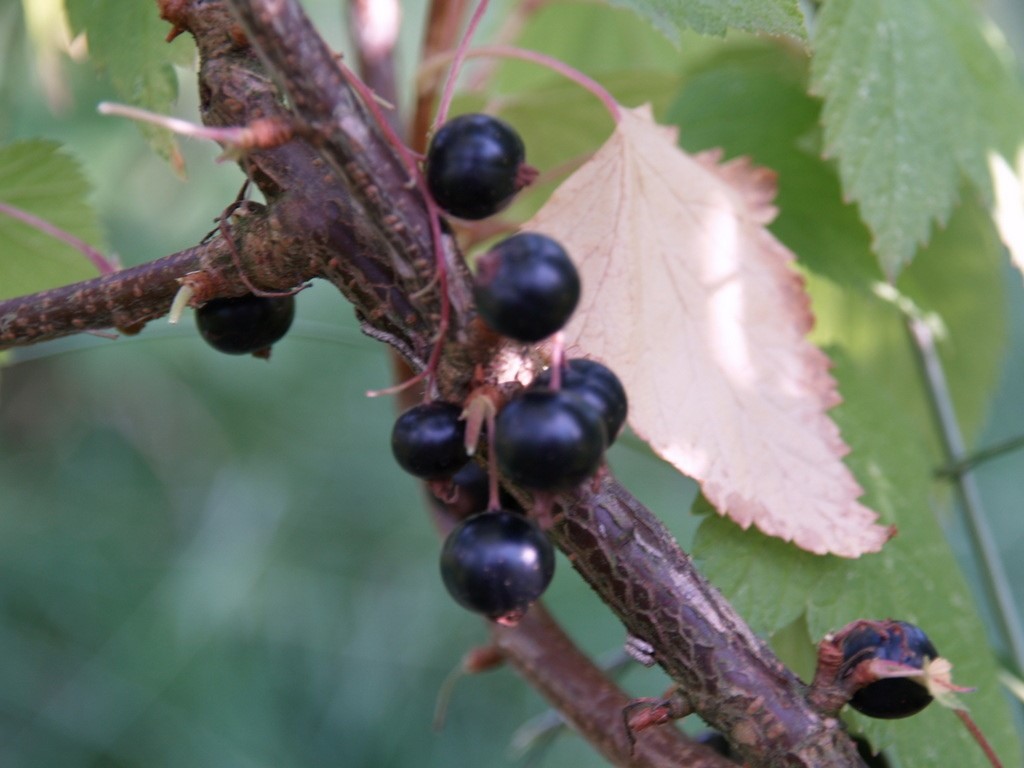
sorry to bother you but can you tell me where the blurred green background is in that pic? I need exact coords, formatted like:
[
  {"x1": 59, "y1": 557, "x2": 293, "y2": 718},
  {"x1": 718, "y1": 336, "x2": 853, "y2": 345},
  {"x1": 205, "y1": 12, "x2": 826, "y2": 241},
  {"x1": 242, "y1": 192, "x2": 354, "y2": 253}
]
[{"x1": 0, "y1": 1, "x2": 1022, "y2": 766}]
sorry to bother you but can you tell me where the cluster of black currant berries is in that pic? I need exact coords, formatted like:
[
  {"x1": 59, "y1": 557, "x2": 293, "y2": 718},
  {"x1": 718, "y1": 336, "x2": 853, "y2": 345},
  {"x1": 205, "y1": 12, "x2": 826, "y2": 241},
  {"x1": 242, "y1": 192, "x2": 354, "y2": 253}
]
[
  {"x1": 390, "y1": 400, "x2": 555, "y2": 624},
  {"x1": 195, "y1": 293, "x2": 295, "y2": 357},
  {"x1": 390, "y1": 350, "x2": 627, "y2": 624},
  {"x1": 386, "y1": 113, "x2": 629, "y2": 623}
]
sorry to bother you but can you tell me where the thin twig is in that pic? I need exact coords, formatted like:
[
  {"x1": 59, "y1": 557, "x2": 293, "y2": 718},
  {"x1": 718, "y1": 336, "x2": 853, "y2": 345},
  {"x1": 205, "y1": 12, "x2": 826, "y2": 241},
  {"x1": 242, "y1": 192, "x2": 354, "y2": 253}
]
[
  {"x1": 906, "y1": 316, "x2": 1024, "y2": 677},
  {"x1": 936, "y1": 433, "x2": 1024, "y2": 477}
]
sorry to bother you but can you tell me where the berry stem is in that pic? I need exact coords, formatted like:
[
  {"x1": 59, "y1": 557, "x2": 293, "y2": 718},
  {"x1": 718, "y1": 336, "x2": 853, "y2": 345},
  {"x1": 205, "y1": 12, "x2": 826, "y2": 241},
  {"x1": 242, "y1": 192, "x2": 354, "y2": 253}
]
[
  {"x1": 98, "y1": 102, "x2": 292, "y2": 154},
  {"x1": 0, "y1": 201, "x2": 119, "y2": 275},
  {"x1": 549, "y1": 331, "x2": 565, "y2": 390},
  {"x1": 335, "y1": 60, "x2": 453, "y2": 402},
  {"x1": 954, "y1": 708, "x2": 1004, "y2": 768},
  {"x1": 486, "y1": 403, "x2": 501, "y2": 511},
  {"x1": 432, "y1": 0, "x2": 491, "y2": 132},
  {"x1": 421, "y1": 44, "x2": 622, "y2": 123},
  {"x1": 411, "y1": 0, "x2": 472, "y2": 150}
]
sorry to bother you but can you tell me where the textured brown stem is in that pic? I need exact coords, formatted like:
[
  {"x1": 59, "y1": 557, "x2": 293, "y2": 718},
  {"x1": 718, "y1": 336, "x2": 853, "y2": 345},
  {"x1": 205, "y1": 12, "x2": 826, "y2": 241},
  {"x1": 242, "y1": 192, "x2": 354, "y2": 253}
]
[
  {"x1": 0, "y1": 213, "x2": 294, "y2": 348},
  {"x1": 492, "y1": 603, "x2": 736, "y2": 768},
  {"x1": 552, "y1": 481, "x2": 861, "y2": 766}
]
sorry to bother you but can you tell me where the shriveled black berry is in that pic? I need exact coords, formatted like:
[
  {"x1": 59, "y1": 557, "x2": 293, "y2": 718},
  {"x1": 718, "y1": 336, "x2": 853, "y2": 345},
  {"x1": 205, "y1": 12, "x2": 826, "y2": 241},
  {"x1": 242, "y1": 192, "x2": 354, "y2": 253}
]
[
  {"x1": 440, "y1": 509, "x2": 555, "y2": 621},
  {"x1": 391, "y1": 402, "x2": 469, "y2": 479},
  {"x1": 495, "y1": 389, "x2": 606, "y2": 491},
  {"x1": 449, "y1": 462, "x2": 522, "y2": 519},
  {"x1": 532, "y1": 359, "x2": 628, "y2": 445},
  {"x1": 426, "y1": 113, "x2": 525, "y2": 220},
  {"x1": 195, "y1": 294, "x2": 295, "y2": 355},
  {"x1": 474, "y1": 233, "x2": 580, "y2": 342},
  {"x1": 840, "y1": 620, "x2": 938, "y2": 719}
]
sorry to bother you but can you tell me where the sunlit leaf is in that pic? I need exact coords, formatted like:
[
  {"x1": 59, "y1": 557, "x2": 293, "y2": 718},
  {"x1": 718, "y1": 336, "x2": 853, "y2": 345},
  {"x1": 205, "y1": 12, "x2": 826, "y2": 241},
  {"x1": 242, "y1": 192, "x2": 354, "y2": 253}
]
[
  {"x1": 526, "y1": 105, "x2": 890, "y2": 556},
  {"x1": 990, "y1": 149, "x2": 1024, "y2": 284}
]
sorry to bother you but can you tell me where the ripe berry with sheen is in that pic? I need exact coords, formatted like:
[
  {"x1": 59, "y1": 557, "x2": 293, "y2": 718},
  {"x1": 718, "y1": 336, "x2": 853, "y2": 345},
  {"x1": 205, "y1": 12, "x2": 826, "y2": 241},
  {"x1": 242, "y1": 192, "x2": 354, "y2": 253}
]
[
  {"x1": 473, "y1": 233, "x2": 580, "y2": 343},
  {"x1": 391, "y1": 402, "x2": 469, "y2": 480},
  {"x1": 532, "y1": 358, "x2": 628, "y2": 445},
  {"x1": 195, "y1": 293, "x2": 295, "y2": 356},
  {"x1": 426, "y1": 113, "x2": 526, "y2": 220},
  {"x1": 495, "y1": 389, "x2": 606, "y2": 491},
  {"x1": 439, "y1": 509, "x2": 555, "y2": 622}
]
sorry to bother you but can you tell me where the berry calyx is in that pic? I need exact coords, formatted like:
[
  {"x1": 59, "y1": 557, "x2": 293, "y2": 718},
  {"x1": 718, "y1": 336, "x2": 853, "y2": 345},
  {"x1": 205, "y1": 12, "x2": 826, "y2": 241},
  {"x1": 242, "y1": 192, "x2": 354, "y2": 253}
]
[
  {"x1": 839, "y1": 620, "x2": 939, "y2": 719},
  {"x1": 195, "y1": 293, "x2": 295, "y2": 355},
  {"x1": 426, "y1": 113, "x2": 526, "y2": 220},
  {"x1": 439, "y1": 509, "x2": 555, "y2": 622},
  {"x1": 391, "y1": 402, "x2": 470, "y2": 479},
  {"x1": 473, "y1": 233, "x2": 580, "y2": 343},
  {"x1": 532, "y1": 358, "x2": 628, "y2": 445},
  {"x1": 495, "y1": 389, "x2": 606, "y2": 491}
]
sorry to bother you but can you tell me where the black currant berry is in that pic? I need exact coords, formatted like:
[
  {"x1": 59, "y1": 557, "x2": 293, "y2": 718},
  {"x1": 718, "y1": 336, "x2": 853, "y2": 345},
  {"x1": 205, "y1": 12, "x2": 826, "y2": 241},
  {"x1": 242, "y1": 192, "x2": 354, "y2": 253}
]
[
  {"x1": 532, "y1": 359, "x2": 628, "y2": 445},
  {"x1": 495, "y1": 389, "x2": 606, "y2": 491},
  {"x1": 840, "y1": 620, "x2": 938, "y2": 719},
  {"x1": 473, "y1": 233, "x2": 580, "y2": 342},
  {"x1": 391, "y1": 402, "x2": 469, "y2": 480},
  {"x1": 440, "y1": 509, "x2": 555, "y2": 621},
  {"x1": 195, "y1": 293, "x2": 295, "y2": 355},
  {"x1": 426, "y1": 113, "x2": 526, "y2": 220}
]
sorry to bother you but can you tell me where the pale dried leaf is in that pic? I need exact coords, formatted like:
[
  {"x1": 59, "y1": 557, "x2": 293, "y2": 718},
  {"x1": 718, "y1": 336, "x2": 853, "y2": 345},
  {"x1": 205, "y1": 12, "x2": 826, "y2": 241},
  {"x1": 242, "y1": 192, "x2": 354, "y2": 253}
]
[{"x1": 526, "y1": 105, "x2": 891, "y2": 557}]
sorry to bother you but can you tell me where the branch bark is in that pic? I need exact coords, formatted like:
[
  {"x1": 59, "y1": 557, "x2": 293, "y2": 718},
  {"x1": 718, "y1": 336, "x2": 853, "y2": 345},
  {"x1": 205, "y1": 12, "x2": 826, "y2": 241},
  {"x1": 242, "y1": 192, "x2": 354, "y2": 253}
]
[{"x1": 0, "y1": 2, "x2": 866, "y2": 765}]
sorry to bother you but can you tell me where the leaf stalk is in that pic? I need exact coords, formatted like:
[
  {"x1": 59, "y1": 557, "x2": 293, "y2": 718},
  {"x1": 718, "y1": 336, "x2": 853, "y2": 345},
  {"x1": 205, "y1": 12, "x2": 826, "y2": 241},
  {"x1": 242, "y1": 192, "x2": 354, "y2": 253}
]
[{"x1": 906, "y1": 315, "x2": 1024, "y2": 680}]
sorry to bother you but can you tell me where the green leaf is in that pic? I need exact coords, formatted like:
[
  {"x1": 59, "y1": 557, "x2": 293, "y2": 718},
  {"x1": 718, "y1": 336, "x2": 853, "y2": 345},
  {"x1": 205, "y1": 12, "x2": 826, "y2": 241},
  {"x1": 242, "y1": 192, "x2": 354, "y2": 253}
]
[
  {"x1": 809, "y1": 201, "x2": 1008, "y2": 452},
  {"x1": 674, "y1": 44, "x2": 1018, "y2": 763},
  {"x1": 668, "y1": 41, "x2": 1008, "y2": 450},
  {"x1": 601, "y1": 0, "x2": 806, "y2": 42},
  {"x1": 454, "y1": 70, "x2": 682, "y2": 225},
  {"x1": 64, "y1": 0, "x2": 193, "y2": 170},
  {"x1": 667, "y1": 42, "x2": 883, "y2": 293},
  {"x1": 496, "y1": 71, "x2": 681, "y2": 174},
  {"x1": 492, "y1": 1, "x2": 685, "y2": 94},
  {"x1": 692, "y1": 499, "x2": 842, "y2": 636},
  {"x1": 810, "y1": 0, "x2": 1024, "y2": 277},
  {"x1": 0, "y1": 140, "x2": 104, "y2": 300},
  {"x1": 694, "y1": 350, "x2": 1022, "y2": 766},
  {"x1": 810, "y1": 352, "x2": 1021, "y2": 766}
]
